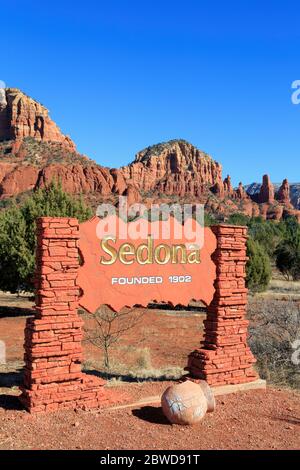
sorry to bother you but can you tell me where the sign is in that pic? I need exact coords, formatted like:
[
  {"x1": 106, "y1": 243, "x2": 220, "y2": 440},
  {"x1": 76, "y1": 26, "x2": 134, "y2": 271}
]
[{"x1": 78, "y1": 216, "x2": 217, "y2": 312}]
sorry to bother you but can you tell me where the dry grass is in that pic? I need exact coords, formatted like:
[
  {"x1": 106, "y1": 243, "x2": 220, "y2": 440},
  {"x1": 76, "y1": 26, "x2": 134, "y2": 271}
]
[
  {"x1": 83, "y1": 346, "x2": 185, "y2": 384},
  {"x1": 268, "y1": 279, "x2": 300, "y2": 293},
  {"x1": 256, "y1": 278, "x2": 300, "y2": 301},
  {"x1": 248, "y1": 297, "x2": 300, "y2": 388}
]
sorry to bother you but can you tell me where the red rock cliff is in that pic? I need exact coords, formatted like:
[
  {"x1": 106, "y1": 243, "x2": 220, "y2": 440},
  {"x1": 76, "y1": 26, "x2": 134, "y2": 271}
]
[
  {"x1": 257, "y1": 174, "x2": 275, "y2": 203},
  {"x1": 119, "y1": 140, "x2": 223, "y2": 197},
  {"x1": 0, "y1": 88, "x2": 75, "y2": 151},
  {"x1": 277, "y1": 178, "x2": 291, "y2": 205},
  {"x1": 0, "y1": 89, "x2": 299, "y2": 222}
]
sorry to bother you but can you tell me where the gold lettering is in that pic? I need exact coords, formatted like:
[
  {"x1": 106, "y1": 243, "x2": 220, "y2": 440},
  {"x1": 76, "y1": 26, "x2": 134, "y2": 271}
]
[
  {"x1": 154, "y1": 244, "x2": 171, "y2": 265},
  {"x1": 119, "y1": 243, "x2": 135, "y2": 265},
  {"x1": 136, "y1": 236, "x2": 153, "y2": 264},
  {"x1": 100, "y1": 236, "x2": 117, "y2": 265},
  {"x1": 100, "y1": 236, "x2": 201, "y2": 265},
  {"x1": 187, "y1": 249, "x2": 201, "y2": 264},
  {"x1": 171, "y1": 244, "x2": 187, "y2": 264}
]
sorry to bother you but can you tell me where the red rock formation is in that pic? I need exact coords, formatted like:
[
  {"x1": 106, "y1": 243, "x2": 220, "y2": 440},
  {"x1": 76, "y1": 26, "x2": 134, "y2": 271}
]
[
  {"x1": 110, "y1": 168, "x2": 127, "y2": 195},
  {"x1": 211, "y1": 181, "x2": 225, "y2": 199},
  {"x1": 223, "y1": 175, "x2": 234, "y2": 196},
  {"x1": 37, "y1": 164, "x2": 114, "y2": 195},
  {"x1": 0, "y1": 88, "x2": 299, "y2": 223},
  {"x1": 0, "y1": 88, "x2": 75, "y2": 151},
  {"x1": 119, "y1": 140, "x2": 223, "y2": 198},
  {"x1": 0, "y1": 165, "x2": 39, "y2": 198},
  {"x1": 277, "y1": 178, "x2": 291, "y2": 205},
  {"x1": 236, "y1": 182, "x2": 247, "y2": 200},
  {"x1": 122, "y1": 183, "x2": 141, "y2": 206},
  {"x1": 257, "y1": 174, "x2": 275, "y2": 204},
  {"x1": 266, "y1": 204, "x2": 284, "y2": 221},
  {"x1": 0, "y1": 162, "x2": 16, "y2": 185}
]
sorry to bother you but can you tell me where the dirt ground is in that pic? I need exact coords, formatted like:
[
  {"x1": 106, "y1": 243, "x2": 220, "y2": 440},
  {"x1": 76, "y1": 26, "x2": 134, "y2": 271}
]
[
  {"x1": 0, "y1": 292, "x2": 205, "y2": 374},
  {"x1": 0, "y1": 384, "x2": 299, "y2": 450},
  {"x1": 0, "y1": 292, "x2": 299, "y2": 450}
]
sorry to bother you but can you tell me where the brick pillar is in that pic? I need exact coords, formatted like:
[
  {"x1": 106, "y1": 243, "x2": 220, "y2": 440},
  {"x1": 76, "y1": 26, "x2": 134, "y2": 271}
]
[
  {"x1": 186, "y1": 225, "x2": 258, "y2": 386},
  {"x1": 20, "y1": 217, "x2": 108, "y2": 413}
]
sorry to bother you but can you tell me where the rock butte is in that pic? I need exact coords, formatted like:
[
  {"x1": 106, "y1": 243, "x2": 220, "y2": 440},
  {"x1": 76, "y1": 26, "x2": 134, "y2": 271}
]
[
  {"x1": 0, "y1": 88, "x2": 299, "y2": 222},
  {"x1": 0, "y1": 88, "x2": 75, "y2": 151}
]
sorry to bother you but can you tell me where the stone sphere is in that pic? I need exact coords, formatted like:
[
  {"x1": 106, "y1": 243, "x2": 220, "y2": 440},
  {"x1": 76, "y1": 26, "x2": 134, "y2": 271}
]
[
  {"x1": 161, "y1": 380, "x2": 215, "y2": 425},
  {"x1": 197, "y1": 380, "x2": 216, "y2": 413}
]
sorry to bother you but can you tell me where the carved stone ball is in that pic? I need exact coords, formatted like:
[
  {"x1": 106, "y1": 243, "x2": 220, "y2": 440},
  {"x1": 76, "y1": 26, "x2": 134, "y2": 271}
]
[{"x1": 161, "y1": 380, "x2": 215, "y2": 425}]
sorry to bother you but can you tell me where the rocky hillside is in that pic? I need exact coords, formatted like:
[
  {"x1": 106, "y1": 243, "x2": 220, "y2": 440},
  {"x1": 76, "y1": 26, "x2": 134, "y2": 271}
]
[
  {"x1": 0, "y1": 88, "x2": 299, "y2": 222},
  {"x1": 246, "y1": 182, "x2": 300, "y2": 210},
  {"x1": 0, "y1": 88, "x2": 75, "y2": 150},
  {"x1": 120, "y1": 140, "x2": 223, "y2": 197}
]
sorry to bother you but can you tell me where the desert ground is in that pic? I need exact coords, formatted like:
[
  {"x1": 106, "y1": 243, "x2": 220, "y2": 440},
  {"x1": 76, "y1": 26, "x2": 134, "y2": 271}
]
[{"x1": 0, "y1": 281, "x2": 299, "y2": 450}]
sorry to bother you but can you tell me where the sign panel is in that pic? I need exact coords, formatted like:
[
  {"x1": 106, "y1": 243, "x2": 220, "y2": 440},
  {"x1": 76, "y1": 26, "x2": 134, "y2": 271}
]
[{"x1": 78, "y1": 216, "x2": 217, "y2": 312}]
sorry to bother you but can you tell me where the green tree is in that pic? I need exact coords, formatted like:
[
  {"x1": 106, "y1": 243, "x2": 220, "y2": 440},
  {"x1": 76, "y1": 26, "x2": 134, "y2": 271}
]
[
  {"x1": 227, "y1": 213, "x2": 250, "y2": 226},
  {"x1": 204, "y1": 212, "x2": 217, "y2": 226},
  {"x1": 246, "y1": 238, "x2": 272, "y2": 293},
  {"x1": 275, "y1": 220, "x2": 300, "y2": 281},
  {"x1": 0, "y1": 205, "x2": 34, "y2": 292},
  {"x1": 248, "y1": 218, "x2": 284, "y2": 259},
  {"x1": 0, "y1": 182, "x2": 92, "y2": 293}
]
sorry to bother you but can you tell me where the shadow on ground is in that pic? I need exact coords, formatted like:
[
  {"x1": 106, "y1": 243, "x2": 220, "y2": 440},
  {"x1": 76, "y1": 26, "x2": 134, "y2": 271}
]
[
  {"x1": 0, "y1": 367, "x2": 24, "y2": 411},
  {"x1": 132, "y1": 406, "x2": 170, "y2": 425},
  {"x1": 0, "y1": 306, "x2": 34, "y2": 319},
  {"x1": 271, "y1": 415, "x2": 300, "y2": 426},
  {"x1": 0, "y1": 394, "x2": 23, "y2": 411},
  {"x1": 0, "y1": 366, "x2": 23, "y2": 388},
  {"x1": 85, "y1": 368, "x2": 183, "y2": 383}
]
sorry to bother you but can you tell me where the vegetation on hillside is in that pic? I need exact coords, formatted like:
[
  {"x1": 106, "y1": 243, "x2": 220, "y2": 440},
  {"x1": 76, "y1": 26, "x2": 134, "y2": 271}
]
[
  {"x1": 0, "y1": 182, "x2": 299, "y2": 294},
  {"x1": 275, "y1": 217, "x2": 300, "y2": 281},
  {"x1": 225, "y1": 213, "x2": 300, "y2": 293},
  {"x1": 0, "y1": 138, "x2": 93, "y2": 166},
  {"x1": 0, "y1": 182, "x2": 92, "y2": 293}
]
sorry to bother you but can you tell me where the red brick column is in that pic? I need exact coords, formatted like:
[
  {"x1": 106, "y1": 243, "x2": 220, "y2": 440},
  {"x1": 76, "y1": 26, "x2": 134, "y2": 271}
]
[
  {"x1": 186, "y1": 225, "x2": 258, "y2": 386},
  {"x1": 19, "y1": 217, "x2": 108, "y2": 413}
]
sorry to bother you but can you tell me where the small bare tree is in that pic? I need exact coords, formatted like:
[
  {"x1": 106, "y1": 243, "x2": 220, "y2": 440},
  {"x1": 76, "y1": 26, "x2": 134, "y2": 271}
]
[{"x1": 83, "y1": 305, "x2": 144, "y2": 371}]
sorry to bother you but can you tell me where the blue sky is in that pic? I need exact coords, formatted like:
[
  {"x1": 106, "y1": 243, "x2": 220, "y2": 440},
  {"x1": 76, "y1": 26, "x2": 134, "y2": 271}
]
[{"x1": 2, "y1": 0, "x2": 300, "y2": 185}]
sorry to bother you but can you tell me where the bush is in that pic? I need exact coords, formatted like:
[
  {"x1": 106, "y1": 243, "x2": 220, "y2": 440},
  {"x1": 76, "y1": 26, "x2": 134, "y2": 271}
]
[
  {"x1": 0, "y1": 182, "x2": 92, "y2": 293},
  {"x1": 275, "y1": 218, "x2": 300, "y2": 281},
  {"x1": 204, "y1": 212, "x2": 217, "y2": 226},
  {"x1": 248, "y1": 218, "x2": 284, "y2": 259},
  {"x1": 246, "y1": 238, "x2": 271, "y2": 293},
  {"x1": 0, "y1": 206, "x2": 34, "y2": 293},
  {"x1": 227, "y1": 213, "x2": 250, "y2": 226}
]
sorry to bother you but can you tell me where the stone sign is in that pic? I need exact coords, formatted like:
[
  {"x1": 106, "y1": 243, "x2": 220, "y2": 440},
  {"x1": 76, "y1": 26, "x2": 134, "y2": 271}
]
[
  {"x1": 78, "y1": 215, "x2": 217, "y2": 312},
  {"x1": 19, "y1": 217, "x2": 258, "y2": 413}
]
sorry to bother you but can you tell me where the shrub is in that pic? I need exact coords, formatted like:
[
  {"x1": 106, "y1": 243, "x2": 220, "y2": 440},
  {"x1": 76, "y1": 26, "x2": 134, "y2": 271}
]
[
  {"x1": 204, "y1": 212, "x2": 217, "y2": 226},
  {"x1": 135, "y1": 347, "x2": 152, "y2": 369},
  {"x1": 227, "y1": 213, "x2": 250, "y2": 226},
  {"x1": 246, "y1": 238, "x2": 271, "y2": 293},
  {"x1": 248, "y1": 218, "x2": 284, "y2": 259},
  {"x1": 275, "y1": 218, "x2": 300, "y2": 281}
]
